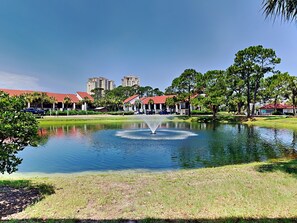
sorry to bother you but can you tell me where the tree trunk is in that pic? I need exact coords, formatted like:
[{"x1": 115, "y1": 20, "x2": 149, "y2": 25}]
[
  {"x1": 237, "y1": 103, "x2": 242, "y2": 115},
  {"x1": 212, "y1": 105, "x2": 217, "y2": 120},
  {"x1": 247, "y1": 76, "x2": 251, "y2": 118},
  {"x1": 188, "y1": 86, "x2": 191, "y2": 117},
  {"x1": 292, "y1": 91, "x2": 296, "y2": 115},
  {"x1": 274, "y1": 96, "x2": 278, "y2": 112},
  {"x1": 251, "y1": 82, "x2": 259, "y2": 116}
]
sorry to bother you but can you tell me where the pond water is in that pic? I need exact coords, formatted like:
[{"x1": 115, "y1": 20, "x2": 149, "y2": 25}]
[{"x1": 17, "y1": 122, "x2": 297, "y2": 173}]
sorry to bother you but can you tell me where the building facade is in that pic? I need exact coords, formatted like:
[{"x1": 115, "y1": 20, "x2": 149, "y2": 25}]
[
  {"x1": 121, "y1": 75, "x2": 140, "y2": 87},
  {"x1": 87, "y1": 77, "x2": 115, "y2": 95},
  {"x1": 0, "y1": 88, "x2": 94, "y2": 111}
]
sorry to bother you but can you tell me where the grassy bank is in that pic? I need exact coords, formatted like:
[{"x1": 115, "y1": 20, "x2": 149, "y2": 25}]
[
  {"x1": 245, "y1": 116, "x2": 297, "y2": 131},
  {"x1": 38, "y1": 115, "x2": 194, "y2": 126},
  {"x1": 2, "y1": 160, "x2": 297, "y2": 222},
  {"x1": 38, "y1": 115, "x2": 141, "y2": 126}
]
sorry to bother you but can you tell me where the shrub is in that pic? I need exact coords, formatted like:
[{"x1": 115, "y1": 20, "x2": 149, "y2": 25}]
[
  {"x1": 107, "y1": 111, "x2": 134, "y2": 115},
  {"x1": 272, "y1": 111, "x2": 283, "y2": 115},
  {"x1": 191, "y1": 110, "x2": 212, "y2": 115}
]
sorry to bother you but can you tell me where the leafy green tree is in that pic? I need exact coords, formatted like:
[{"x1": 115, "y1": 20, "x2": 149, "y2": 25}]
[
  {"x1": 171, "y1": 69, "x2": 203, "y2": 116},
  {"x1": 164, "y1": 86, "x2": 178, "y2": 95},
  {"x1": 91, "y1": 87, "x2": 104, "y2": 101},
  {"x1": 262, "y1": 0, "x2": 297, "y2": 21},
  {"x1": 0, "y1": 91, "x2": 38, "y2": 174},
  {"x1": 165, "y1": 97, "x2": 177, "y2": 112},
  {"x1": 153, "y1": 88, "x2": 164, "y2": 96},
  {"x1": 231, "y1": 45, "x2": 280, "y2": 117},
  {"x1": 265, "y1": 72, "x2": 289, "y2": 109},
  {"x1": 226, "y1": 65, "x2": 246, "y2": 114},
  {"x1": 287, "y1": 74, "x2": 297, "y2": 115},
  {"x1": 202, "y1": 70, "x2": 227, "y2": 118},
  {"x1": 250, "y1": 46, "x2": 280, "y2": 115}
]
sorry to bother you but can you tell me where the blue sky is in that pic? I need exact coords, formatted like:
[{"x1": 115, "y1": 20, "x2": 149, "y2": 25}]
[{"x1": 0, "y1": 0, "x2": 296, "y2": 93}]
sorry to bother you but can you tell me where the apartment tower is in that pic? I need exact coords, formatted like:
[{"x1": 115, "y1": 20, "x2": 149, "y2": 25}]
[
  {"x1": 87, "y1": 77, "x2": 115, "y2": 95},
  {"x1": 121, "y1": 75, "x2": 140, "y2": 87}
]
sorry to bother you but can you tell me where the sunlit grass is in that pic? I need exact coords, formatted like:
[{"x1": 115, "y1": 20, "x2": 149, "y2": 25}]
[
  {"x1": 245, "y1": 117, "x2": 297, "y2": 130},
  {"x1": 2, "y1": 161, "x2": 297, "y2": 221}
]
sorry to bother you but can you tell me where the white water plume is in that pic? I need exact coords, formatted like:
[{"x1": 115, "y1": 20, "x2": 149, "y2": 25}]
[{"x1": 137, "y1": 115, "x2": 167, "y2": 134}]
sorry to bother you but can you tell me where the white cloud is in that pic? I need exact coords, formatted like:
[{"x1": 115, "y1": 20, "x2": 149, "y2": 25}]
[{"x1": 0, "y1": 71, "x2": 43, "y2": 90}]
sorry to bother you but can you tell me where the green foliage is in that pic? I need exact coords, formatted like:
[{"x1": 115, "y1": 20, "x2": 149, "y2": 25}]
[
  {"x1": 170, "y1": 69, "x2": 203, "y2": 116},
  {"x1": 108, "y1": 111, "x2": 134, "y2": 115},
  {"x1": 272, "y1": 111, "x2": 284, "y2": 115},
  {"x1": 0, "y1": 91, "x2": 38, "y2": 174},
  {"x1": 63, "y1": 96, "x2": 72, "y2": 109},
  {"x1": 148, "y1": 99, "x2": 154, "y2": 105},
  {"x1": 202, "y1": 70, "x2": 227, "y2": 118},
  {"x1": 264, "y1": 72, "x2": 290, "y2": 106},
  {"x1": 229, "y1": 45, "x2": 280, "y2": 117},
  {"x1": 262, "y1": 0, "x2": 297, "y2": 21},
  {"x1": 45, "y1": 110, "x2": 134, "y2": 116},
  {"x1": 165, "y1": 97, "x2": 176, "y2": 108},
  {"x1": 23, "y1": 92, "x2": 55, "y2": 108},
  {"x1": 190, "y1": 109, "x2": 212, "y2": 115}
]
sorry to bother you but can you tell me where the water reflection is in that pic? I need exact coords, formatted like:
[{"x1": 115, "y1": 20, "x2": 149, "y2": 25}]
[{"x1": 19, "y1": 122, "x2": 297, "y2": 173}]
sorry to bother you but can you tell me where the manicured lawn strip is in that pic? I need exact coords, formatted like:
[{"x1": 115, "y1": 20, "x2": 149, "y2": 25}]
[
  {"x1": 38, "y1": 116, "x2": 141, "y2": 126},
  {"x1": 245, "y1": 117, "x2": 297, "y2": 131},
  {"x1": 2, "y1": 161, "x2": 297, "y2": 221},
  {"x1": 38, "y1": 115, "x2": 192, "y2": 126}
]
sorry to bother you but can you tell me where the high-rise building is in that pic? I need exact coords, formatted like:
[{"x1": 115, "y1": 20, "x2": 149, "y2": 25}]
[
  {"x1": 121, "y1": 75, "x2": 140, "y2": 87},
  {"x1": 87, "y1": 77, "x2": 115, "y2": 95}
]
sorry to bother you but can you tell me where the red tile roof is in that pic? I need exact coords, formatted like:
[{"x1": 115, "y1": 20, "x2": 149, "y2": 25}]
[
  {"x1": 47, "y1": 92, "x2": 79, "y2": 103},
  {"x1": 76, "y1": 92, "x2": 94, "y2": 102},
  {"x1": 124, "y1": 94, "x2": 139, "y2": 103},
  {"x1": 260, "y1": 104, "x2": 294, "y2": 109},
  {"x1": 0, "y1": 88, "x2": 79, "y2": 103},
  {"x1": 141, "y1": 95, "x2": 176, "y2": 105},
  {"x1": 0, "y1": 88, "x2": 35, "y2": 96}
]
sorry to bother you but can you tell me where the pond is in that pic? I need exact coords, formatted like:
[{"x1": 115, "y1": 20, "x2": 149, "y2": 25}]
[{"x1": 17, "y1": 121, "x2": 297, "y2": 173}]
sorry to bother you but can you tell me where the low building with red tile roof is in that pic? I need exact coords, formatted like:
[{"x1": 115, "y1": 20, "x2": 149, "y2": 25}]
[
  {"x1": 0, "y1": 88, "x2": 92, "y2": 111},
  {"x1": 123, "y1": 94, "x2": 177, "y2": 113},
  {"x1": 0, "y1": 88, "x2": 35, "y2": 96},
  {"x1": 123, "y1": 93, "x2": 203, "y2": 115},
  {"x1": 141, "y1": 95, "x2": 175, "y2": 105},
  {"x1": 76, "y1": 91, "x2": 94, "y2": 102},
  {"x1": 259, "y1": 104, "x2": 294, "y2": 115},
  {"x1": 123, "y1": 94, "x2": 139, "y2": 104}
]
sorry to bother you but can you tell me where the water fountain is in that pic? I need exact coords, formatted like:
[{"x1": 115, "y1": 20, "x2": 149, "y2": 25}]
[
  {"x1": 138, "y1": 114, "x2": 166, "y2": 134},
  {"x1": 115, "y1": 114, "x2": 197, "y2": 140}
]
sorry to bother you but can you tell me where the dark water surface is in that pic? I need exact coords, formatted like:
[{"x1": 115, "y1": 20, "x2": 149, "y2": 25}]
[{"x1": 18, "y1": 122, "x2": 297, "y2": 173}]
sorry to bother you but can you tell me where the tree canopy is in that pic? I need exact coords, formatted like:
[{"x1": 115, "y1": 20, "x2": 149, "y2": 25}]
[{"x1": 0, "y1": 91, "x2": 38, "y2": 174}]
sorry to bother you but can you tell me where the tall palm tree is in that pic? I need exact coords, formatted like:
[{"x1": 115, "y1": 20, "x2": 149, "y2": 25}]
[
  {"x1": 39, "y1": 92, "x2": 50, "y2": 109},
  {"x1": 262, "y1": 0, "x2": 297, "y2": 21},
  {"x1": 63, "y1": 96, "x2": 72, "y2": 109},
  {"x1": 23, "y1": 93, "x2": 35, "y2": 108}
]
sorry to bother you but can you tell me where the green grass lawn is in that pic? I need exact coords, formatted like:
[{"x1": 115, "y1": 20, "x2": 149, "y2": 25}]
[
  {"x1": 4, "y1": 114, "x2": 296, "y2": 222},
  {"x1": 245, "y1": 117, "x2": 297, "y2": 131},
  {"x1": 38, "y1": 115, "x2": 193, "y2": 126},
  {"x1": 38, "y1": 115, "x2": 140, "y2": 126},
  {"x1": 2, "y1": 160, "x2": 297, "y2": 222}
]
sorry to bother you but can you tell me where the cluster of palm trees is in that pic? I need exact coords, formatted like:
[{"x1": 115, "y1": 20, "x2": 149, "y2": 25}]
[
  {"x1": 22, "y1": 92, "x2": 75, "y2": 110},
  {"x1": 23, "y1": 92, "x2": 56, "y2": 109}
]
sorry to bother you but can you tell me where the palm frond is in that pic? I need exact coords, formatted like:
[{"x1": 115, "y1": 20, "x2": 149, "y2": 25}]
[{"x1": 262, "y1": 0, "x2": 297, "y2": 21}]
